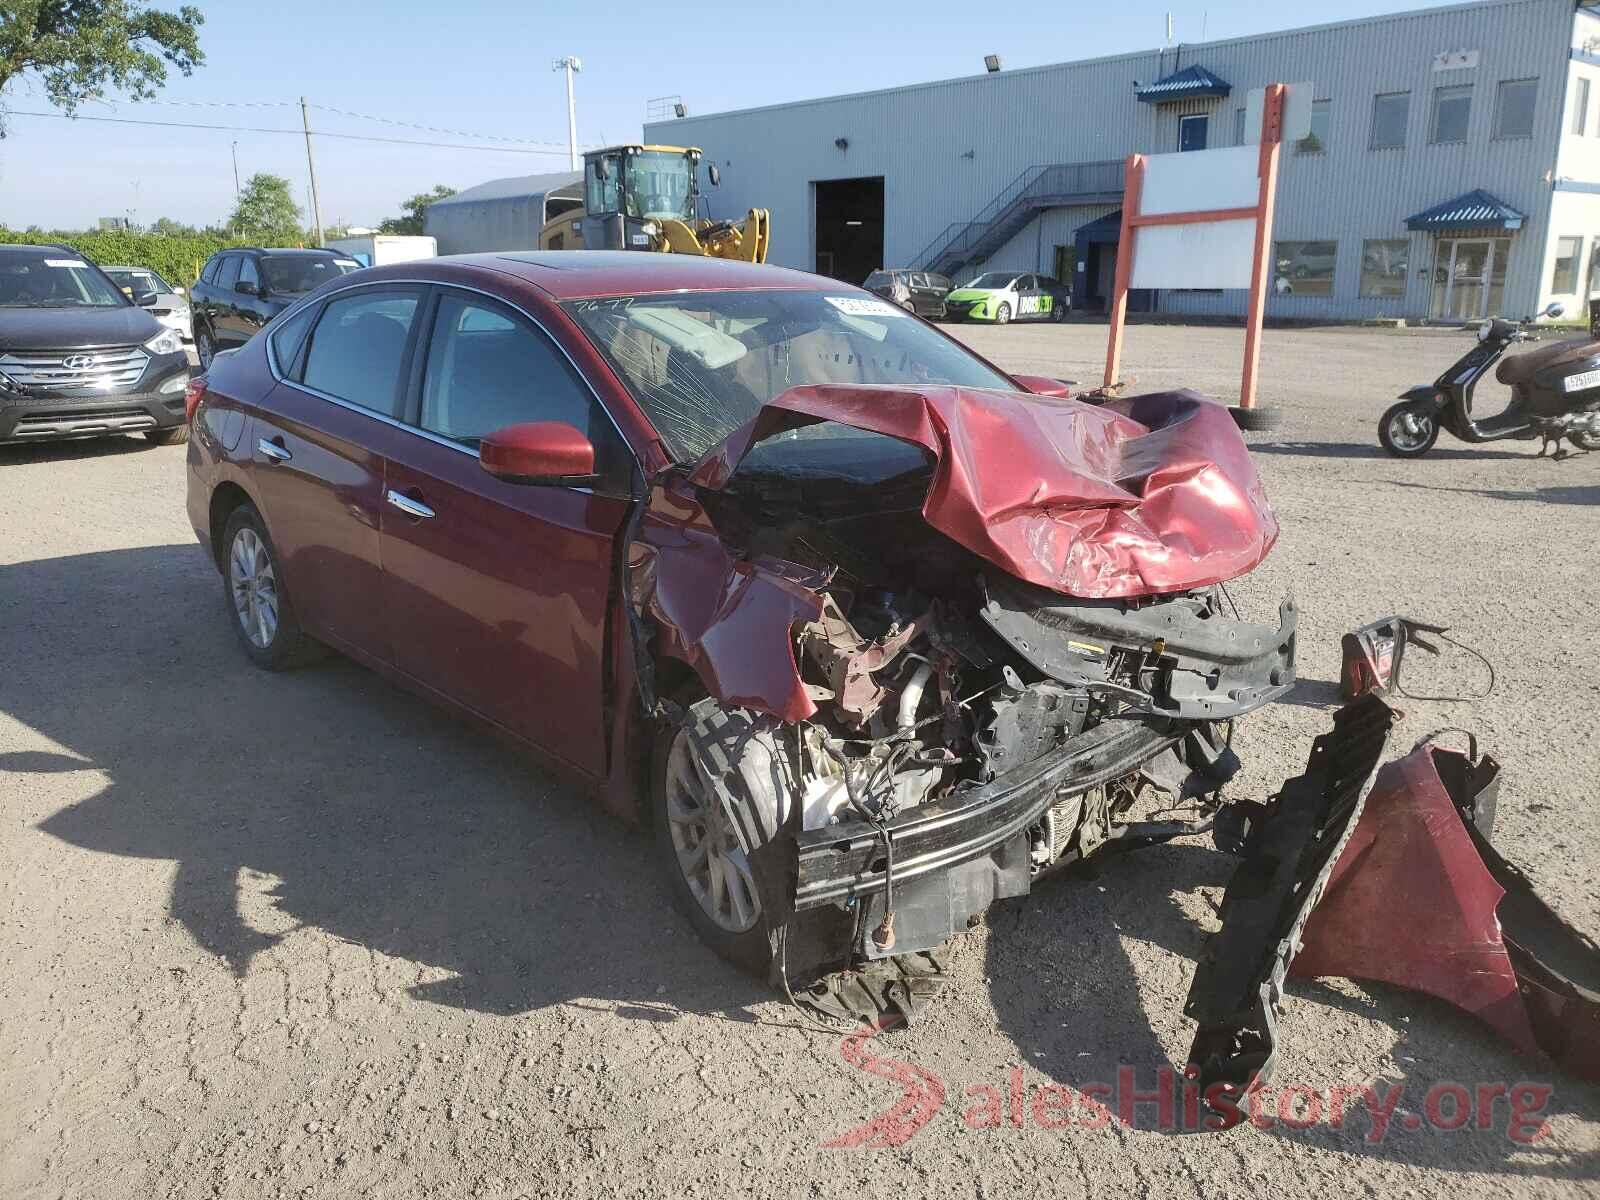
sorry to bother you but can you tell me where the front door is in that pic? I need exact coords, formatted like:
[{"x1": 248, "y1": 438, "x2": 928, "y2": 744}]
[
  {"x1": 380, "y1": 287, "x2": 631, "y2": 775},
  {"x1": 1431, "y1": 237, "x2": 1512, "y2": 320}
]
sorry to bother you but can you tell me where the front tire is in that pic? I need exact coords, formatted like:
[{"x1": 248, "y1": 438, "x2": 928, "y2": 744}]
[
  {"x1": 994, "y1": 302, "x2": 1012, "y2": 325},
  {"x1": 652, "y1": 698, "x2": 792, "y2": 978},
  {"x1": 1378, "y1": 401, "x2": 1439, "y2": 458},
  {"x1": 220, "y1": 504, "x2": 313, "y2": 670},
  {"x1": 1052, "y1": 301, "x2": 1068, "y2": 323},
  {"x1": 144, "y1": 424, "x2": 189, "y2": 446}
]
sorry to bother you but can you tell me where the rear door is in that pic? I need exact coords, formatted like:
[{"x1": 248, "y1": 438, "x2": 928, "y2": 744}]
[
  {"x1": 1014, "y1": 275, "x2": 1044, "y2": 320},
  {"x1": 249, "y1": 285, "x2": 426, "y2": 663},
  {"x1": 379, "y1": 287, "x2": 633, "y2": 774},
  {"x1": 204, "y1": 254, "x2": 242, "y2": 345}
]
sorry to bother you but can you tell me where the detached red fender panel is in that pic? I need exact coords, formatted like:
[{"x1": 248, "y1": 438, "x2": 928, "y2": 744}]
[
  {"x1": 1294, "y1": 744, "x2": 1600, "y2": 1082},
  {"x1": 690, "y1": 385, "x2": 1278, "y2": 599}
]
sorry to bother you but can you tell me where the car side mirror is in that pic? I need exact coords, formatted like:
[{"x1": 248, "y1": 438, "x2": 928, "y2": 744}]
[
  {"x1": 480, "y1": 421, "x2": 597, "y2": 485},
  {"x1": 134, "y1": 289, "x2": 158, "y2": 307},
  {"x1": 173, "y1": 285, "x2": 186, "y2": 296},
  {"x1": 1543, "y1": 301, "x2": 1565, "y2": 319},
  {"x1": 707, "y1": 163, "x2": 721, "y2": 187}
]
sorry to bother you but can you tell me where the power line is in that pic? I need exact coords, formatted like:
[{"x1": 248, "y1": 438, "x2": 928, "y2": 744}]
[
  {"x1": 85, "y1": 96, "x2": 585, "y2": 150},
  {"x1": 308, "y1": 103, "x2": 583, "y2": 150},
  {"x1": 4, "y1": 108, "x2": 580, "y2": 156}
]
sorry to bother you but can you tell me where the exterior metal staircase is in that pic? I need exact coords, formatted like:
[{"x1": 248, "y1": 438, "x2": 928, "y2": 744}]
[{"x1": 914, "y1": 159, "x2": 1125, "y2": 278}]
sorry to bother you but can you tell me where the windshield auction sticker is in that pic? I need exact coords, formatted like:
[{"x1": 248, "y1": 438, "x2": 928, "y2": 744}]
[
  {"x1": 825, "y1": 295, "x2": 907, "y2": 318},
  {"x1": 45, "y1": 259, "x2": 90, "y2": 269}
]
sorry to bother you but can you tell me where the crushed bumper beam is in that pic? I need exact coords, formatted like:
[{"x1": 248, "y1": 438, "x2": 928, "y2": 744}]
[{"x1": 1183, "y1": 695, "x2": 1397, "y2": 1109}]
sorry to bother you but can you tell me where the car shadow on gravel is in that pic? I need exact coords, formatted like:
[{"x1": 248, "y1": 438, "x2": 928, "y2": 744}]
[
  {"x1": 1381, "y1": 478, "x2": 1600, "y2": 506},
  {"x1": 983, "y1": 839, "x2": 1600, "y2": 1177},
  {"x1": 1249, "y1": 441, "x2": 1535, "y2": 461},
  {"x1": 10, "y1": 544, "x2": 772, "y2": 1024},
  {"x1": 0, "y1": 435, "x2": 161, "y2": 464}
]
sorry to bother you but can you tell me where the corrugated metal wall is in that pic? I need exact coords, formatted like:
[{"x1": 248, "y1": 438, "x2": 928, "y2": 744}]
[{"x1": 646, "y1": 0, "x2": 1578, "y2": 320}]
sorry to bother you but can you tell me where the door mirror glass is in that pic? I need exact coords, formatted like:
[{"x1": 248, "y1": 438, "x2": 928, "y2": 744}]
[
  {"x1": 134, "y1": 289, "x2": 158, "y2": 307},
  {"x1": 480, "y1": 421, "x2": 597, "y2": 484},
  {"x1": 1544, "y1": 301, "x2": 1566, "y2": 319}
]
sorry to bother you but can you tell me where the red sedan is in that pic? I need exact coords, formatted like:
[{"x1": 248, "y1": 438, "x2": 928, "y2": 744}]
[{"x1": 186, "y1": 251, "x2": 1293, "y2": 1005}]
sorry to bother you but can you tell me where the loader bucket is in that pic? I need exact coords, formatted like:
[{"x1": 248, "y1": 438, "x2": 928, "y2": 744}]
[{"x1": 1293, "y1": 741, "x2": 1600, "y2": 1082}]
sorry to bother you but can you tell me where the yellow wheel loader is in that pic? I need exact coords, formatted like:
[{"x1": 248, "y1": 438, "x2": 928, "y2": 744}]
[{"x1": 537, "y1": 144, "x2": 769, "y2": 262}]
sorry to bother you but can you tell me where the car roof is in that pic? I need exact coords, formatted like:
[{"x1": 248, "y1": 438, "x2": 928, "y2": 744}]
[
  {"x1": 0, "y1": 243, "x2": 77, "y2": 255},
  {"x1": 227, "y1": 247, "x2": 343, "y2": 257},
  {"x1": 432, "y1": 251, "x2": 837, "y2": 300}
]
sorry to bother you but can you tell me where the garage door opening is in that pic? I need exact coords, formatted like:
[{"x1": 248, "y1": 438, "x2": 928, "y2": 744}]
[{"x1": 813, "y1": 177, "x2": 884, "y2": 286}]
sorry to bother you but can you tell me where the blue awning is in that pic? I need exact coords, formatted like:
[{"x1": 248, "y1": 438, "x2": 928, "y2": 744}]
[
  {"x1": 1135, "y1": 65, "x2": 1232, "y2": 104},
  {"x1": 1405, "y1": 189, "x2": 1526, "y2": 232}
]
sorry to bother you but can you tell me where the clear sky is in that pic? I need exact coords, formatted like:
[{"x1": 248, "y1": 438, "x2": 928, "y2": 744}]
[{"x1": 0, "y1": 0, "x2": 1463, "y2": 232}]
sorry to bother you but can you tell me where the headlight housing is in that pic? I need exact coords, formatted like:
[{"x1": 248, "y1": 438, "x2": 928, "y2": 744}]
[{"x1": 144, "y1": 328, "x2": 185, "y2": 356}]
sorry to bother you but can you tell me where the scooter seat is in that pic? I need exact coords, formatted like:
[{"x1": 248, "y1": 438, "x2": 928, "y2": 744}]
[{"x1": 1496, "y1": 336, "x2": 1600, "y2": 385}]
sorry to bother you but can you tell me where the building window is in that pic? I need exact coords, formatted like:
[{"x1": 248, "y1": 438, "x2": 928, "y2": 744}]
[
  {"x1": 1370, "y1": 92, "x2": 1409, "y2": 149},
  {"x1": 1574, "y1": 77, "x2": 1591, "y2": 136},
  {"x1": 1492, "y1": 78, "x2": 1537, "y2": 139},
  {"x1": 1360, "y1": 239, "x2": 1409, "y2": 298},
  {"x1": 1430, "y1": 84, "x2": 1472, "y2": 143},
  {"x1": 1178, "y1": 114, "x2": 1209, "y2": 152},
  {"x1": 1297, "y1": 99, "x2": 1331, "y2": 153},
  {"x1": 1552, "y1": 236, "x2": 1583, "y2": 294},
  {"x1": 1273, "y1": 240, "x2": 1337, "y2": 296},
  {"x1": 1234, "y1": 106, "x2": 1246, "y2": 145}
]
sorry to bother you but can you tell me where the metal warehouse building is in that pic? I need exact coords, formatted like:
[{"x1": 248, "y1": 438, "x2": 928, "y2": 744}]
[{"x1": 643, "y1": 0, "x2": 1600, "y2": 322}]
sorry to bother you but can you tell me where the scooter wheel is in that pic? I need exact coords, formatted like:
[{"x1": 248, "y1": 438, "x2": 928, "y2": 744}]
[{"x1": 1378, "y1": 402, "x2": 1439, "y2": 458}]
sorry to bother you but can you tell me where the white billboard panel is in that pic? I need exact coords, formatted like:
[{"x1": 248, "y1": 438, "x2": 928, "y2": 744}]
[
  {"x1": 1243, "y1": 82, "x2": 1314, "y2": 144},
  {"x1": 1130, "y1": 219, "x2": 1257, "y2": 289},
  {"x1": 1138, "y1": 146, "x2": 1259, "y2": 216}
]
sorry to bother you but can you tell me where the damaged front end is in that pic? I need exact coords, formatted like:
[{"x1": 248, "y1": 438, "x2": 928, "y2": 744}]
[{"x1": 626, "y1": 383, "x2": 1297, "y2": 1004}]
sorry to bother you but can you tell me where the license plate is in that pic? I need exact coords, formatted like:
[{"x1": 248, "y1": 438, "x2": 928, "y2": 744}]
[{"x1": 1563, "y1": 368, "x2": 1600, "y2": 393}]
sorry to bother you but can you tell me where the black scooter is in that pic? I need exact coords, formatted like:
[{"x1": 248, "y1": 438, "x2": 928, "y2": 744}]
[{"x1": 1378, "y1": 302, "x2": 1600, "y2": 458}]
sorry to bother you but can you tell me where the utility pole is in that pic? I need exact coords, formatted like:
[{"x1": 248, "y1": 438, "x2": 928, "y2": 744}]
[
  {"x1": 553, "y1": 57, "x2": 581, "y2": 171},
  {"x1": 231, "y1": 141, "x2": 240, "y2": 196},
  {"x1": 299, "y1": 96, "x2": 325, "y2": 246}
]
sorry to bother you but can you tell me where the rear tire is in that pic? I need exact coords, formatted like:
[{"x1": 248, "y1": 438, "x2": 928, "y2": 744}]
[
  {"x1": 651, "y1": 698, "x2": 792, "y2": 979},
  {"x1": 994, "y1": 302, "x2": 1012, "y2": 325},
  {"x1": 1571, "y1": 426, "x2": 1600, "y2": 452},
  {"x1": 220, "y1": 504, "x2": 314, "y2": 671},
  {"x1": 144, "y1": 424, "x2": 189, "y2": 446},
  {"x1": 1052, "y1": 301, "x2": 1068, "y2": 323},
  {"x1": 1378, "y1": 401, "x2": 1439, "y2": 458}
]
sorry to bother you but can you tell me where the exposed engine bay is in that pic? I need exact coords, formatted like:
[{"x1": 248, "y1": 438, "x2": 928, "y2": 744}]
[{"x1": 689, "y1": 427, "x2": 1294, "y2": 973}]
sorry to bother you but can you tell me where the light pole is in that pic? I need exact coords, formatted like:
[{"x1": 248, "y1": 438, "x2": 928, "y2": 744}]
[
  {"x1": 553, "y1": 56, "x2": 581, "y2": 171},
  {"x1": 231, "y1": 141, "x2": 240, "y2": 197}
]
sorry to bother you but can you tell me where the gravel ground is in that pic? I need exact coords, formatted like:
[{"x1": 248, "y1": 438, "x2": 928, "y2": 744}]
[{"x1": 2, "y1": 321, "x2": 1597, "y2": 1199}]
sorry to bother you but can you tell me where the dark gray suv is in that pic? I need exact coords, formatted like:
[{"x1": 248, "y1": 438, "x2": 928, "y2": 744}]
[{"x1": 0, "y1": 245, "x2": 191, "y2": 446}]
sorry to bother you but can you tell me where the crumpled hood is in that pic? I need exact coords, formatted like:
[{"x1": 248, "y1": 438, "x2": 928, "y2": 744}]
[{"x1": 690, "y1": 384, "x2": 1279, "y2": 599}]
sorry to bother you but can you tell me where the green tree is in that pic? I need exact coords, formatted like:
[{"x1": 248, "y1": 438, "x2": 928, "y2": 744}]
[
  {"x1": 0, "y1": 2, "x2": 204, "y2": 131},
  {"x1": 228, "y1": 173, "x2": 302, "y2": 244},
  {"x1": 379, "y1": 184, "x2": 454, "y2": 235},
  {"x1": 149, "y1": 215, "x2": 198, "y2": 236}
]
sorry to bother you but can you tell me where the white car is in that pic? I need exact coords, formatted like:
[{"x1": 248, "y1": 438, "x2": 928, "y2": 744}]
[{"x1": 102, "y1": 265, "x2": 193, "y2": 343}]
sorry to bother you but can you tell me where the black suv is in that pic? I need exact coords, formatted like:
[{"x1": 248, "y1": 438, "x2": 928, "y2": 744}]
[
  {"x1": 190, "y1": 247, "x2": 360, "y2": 367},
  {"x1": 0, "y1": 245, "x2": 191, "y2": 446}
]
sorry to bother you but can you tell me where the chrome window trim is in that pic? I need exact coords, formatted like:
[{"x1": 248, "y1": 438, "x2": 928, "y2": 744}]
[
  {"x1": 265, "y1": 280, "x2": 633, "y2": 473},
  {"x1": 263, "y1": 277, "x2": 637, "y2": 488}
]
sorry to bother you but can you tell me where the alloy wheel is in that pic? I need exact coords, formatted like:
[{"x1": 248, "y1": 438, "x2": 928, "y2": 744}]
[
  {"x1": 662, "y1": 730, "x2": 762, "y2": 934},
  {"x1": 1386, "y1": 407, "x2": 1435, "y2": 453},
  {"x1": 228, "y1": 527, "x2": 279, "y2": 650}
]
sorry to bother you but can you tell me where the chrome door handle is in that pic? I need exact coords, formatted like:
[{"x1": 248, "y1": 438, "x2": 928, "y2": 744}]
[
  {"x1": 385, "y1": 489, "x2": 435, "y2": 520},
  {"x1": 257, "y1": 438, "x2": 291, "y2": 462}
]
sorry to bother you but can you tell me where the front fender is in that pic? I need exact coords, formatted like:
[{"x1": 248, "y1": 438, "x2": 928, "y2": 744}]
[{"x1": 1398, "y1": 384, "x2": 1438, "y2": 403}]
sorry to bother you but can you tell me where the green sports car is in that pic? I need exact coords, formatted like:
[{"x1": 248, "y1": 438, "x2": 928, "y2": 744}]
[{"x1": 942, "y1": 271, "x2": 1071, "y2": 324}]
